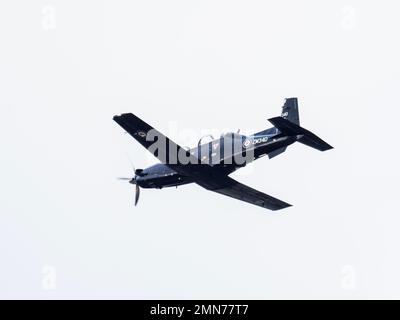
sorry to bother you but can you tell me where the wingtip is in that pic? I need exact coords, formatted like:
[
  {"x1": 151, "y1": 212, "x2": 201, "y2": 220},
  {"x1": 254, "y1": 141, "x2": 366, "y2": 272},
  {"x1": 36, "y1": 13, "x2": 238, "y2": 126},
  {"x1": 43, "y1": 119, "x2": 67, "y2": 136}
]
[
  {"x1": 270, "y1": 203, "x2": 292, "y2": 211},
  {"x1": 322, "y1": 144, "x2": 334, "y2": 151}
]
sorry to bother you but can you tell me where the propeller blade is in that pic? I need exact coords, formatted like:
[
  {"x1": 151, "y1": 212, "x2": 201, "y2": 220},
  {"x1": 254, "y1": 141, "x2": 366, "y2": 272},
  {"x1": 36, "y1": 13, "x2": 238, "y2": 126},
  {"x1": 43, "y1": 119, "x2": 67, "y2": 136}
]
[
  {"x1": 126, "y1": 154, "x2": 135, "y2": 173},
  {"x1": 117, "y1": 177, "x2": 132, "y2": 181},
  {"x1": 135, "y1": 184, "x2": 140, "y2": 206}
]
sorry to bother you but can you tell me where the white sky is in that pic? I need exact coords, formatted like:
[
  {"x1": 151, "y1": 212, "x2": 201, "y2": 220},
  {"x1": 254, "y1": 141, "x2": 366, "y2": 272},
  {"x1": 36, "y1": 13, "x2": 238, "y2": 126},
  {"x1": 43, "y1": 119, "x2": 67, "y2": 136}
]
[{"x1": 1, "y1": 0, "x2": 399, "y2": 299}]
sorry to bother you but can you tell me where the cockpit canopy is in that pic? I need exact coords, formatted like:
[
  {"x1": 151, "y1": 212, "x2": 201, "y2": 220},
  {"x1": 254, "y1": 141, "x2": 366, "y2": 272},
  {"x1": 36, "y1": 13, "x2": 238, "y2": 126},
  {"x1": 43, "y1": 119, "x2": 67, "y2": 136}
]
[
  {"x1": 197, "y1": 134, "x2": 215, "y2": 146},
  {"x1": 197, "y1": 132, "x2": 246, "y2": 147},
  {"x1": 221, "y1": 132, "x2": 245, "y2": 140}
]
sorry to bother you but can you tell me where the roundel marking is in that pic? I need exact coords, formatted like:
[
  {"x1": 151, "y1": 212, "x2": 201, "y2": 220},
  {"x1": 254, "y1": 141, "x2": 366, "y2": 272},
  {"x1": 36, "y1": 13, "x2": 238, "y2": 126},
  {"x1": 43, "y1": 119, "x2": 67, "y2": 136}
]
[{"x1": 243, "y1": 139, "x2": 252, "y2": 148}]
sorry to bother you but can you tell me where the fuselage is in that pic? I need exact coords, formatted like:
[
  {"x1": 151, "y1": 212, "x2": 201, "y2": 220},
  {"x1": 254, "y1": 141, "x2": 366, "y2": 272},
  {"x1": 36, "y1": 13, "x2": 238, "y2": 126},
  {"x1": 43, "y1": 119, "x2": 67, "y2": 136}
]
[{"x1": 135, "y1": 128, "x2": 297, "y2": 189}]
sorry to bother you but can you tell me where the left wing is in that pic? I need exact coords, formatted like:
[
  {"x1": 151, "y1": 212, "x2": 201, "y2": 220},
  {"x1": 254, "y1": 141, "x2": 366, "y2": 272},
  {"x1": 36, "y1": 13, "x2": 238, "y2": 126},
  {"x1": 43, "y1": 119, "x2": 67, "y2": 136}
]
[
  {"x1": 207, "y1": 176, "x2": 292, "y2": 211},
  {"x1": 113, "y1": 113, "x2": 193, "y2": 162},
  {"x1": 113, "y1": 113, "x2": 211, "y2": 177}
]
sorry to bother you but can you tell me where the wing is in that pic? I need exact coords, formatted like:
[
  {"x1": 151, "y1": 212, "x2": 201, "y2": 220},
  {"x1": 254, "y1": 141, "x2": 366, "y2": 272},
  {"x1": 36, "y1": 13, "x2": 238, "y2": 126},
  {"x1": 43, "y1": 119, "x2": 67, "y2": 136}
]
[
  {"x1": 113, "y1": 113, "x2": 210, "y2": 176},
  {"x1": 210, "y1": 176, "x2": 292, "y2": 211}
]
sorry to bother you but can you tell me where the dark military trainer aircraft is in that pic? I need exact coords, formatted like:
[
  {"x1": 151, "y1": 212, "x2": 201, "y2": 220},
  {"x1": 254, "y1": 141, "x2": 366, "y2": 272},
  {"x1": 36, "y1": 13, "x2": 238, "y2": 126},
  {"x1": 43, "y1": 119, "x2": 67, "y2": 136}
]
[{"x1": 114, "y1": 98, "x2": 333, "y2": 211}]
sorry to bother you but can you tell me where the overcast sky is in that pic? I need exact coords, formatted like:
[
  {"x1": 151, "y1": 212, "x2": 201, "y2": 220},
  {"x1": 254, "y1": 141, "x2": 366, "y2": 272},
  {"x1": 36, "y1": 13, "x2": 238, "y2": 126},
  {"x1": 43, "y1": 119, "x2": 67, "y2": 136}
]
[{"x1": 1, "y1": 0, "x2": 400, "y2": 299}]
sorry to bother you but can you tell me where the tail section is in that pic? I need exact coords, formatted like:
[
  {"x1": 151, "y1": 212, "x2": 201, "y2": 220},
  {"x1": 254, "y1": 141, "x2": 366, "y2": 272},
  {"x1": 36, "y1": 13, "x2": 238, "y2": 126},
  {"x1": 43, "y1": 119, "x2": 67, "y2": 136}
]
[
  {"x1": 281, "y1": 98, "x2": 300, "y2": 125},
  {"x1": 257, "y1": 97, "x2": 333, "y2": 157},
  {"x1": 268, "y1": 116, "x2": 333, "y2": 152}
]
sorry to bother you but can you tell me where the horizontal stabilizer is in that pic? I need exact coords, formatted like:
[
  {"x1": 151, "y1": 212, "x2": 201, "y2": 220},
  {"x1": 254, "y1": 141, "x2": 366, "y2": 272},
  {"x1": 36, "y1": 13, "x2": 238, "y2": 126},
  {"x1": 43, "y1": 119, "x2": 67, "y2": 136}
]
[{"x1": 268, "y1": 117, "x2": 333, "y2": 152}]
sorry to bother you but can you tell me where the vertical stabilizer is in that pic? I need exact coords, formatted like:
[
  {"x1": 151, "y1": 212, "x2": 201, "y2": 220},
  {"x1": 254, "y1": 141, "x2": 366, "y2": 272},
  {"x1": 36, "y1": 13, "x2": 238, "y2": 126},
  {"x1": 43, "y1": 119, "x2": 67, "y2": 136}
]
[{"x1": 281, "y1": 98, "x2": 300, "y2": 125}]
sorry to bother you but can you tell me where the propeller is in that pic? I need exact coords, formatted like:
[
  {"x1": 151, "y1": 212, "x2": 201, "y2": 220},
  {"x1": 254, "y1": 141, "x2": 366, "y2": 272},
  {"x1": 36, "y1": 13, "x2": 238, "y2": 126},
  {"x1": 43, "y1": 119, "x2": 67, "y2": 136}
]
[
  {"x1": 118, "y1": 158, "x2": 142, "y2": 206},
  {"x1": 135, "y1": 184, "x2": 140, "y2": 206}
]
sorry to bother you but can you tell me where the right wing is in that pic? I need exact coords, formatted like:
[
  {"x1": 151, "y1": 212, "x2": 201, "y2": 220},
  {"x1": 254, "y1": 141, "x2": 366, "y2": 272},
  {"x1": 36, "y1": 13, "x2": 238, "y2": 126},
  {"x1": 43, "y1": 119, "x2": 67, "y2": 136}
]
[{"x1": 209, "y1": 176, "x2": 292, "y2": 211}]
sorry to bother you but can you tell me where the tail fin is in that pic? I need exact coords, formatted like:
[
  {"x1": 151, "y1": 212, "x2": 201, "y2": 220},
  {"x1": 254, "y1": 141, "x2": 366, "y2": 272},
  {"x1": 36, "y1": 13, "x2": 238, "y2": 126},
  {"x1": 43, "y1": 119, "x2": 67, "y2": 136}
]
[
  {"x1": 267, "y1": 98, "x2": 299, "y2": 158},
  {"x1": 268, "y1": 117, "x2": 333, "y2": 152},
  {"x1": 281, "y1": 98, "x2": 300, "y2": 125}
]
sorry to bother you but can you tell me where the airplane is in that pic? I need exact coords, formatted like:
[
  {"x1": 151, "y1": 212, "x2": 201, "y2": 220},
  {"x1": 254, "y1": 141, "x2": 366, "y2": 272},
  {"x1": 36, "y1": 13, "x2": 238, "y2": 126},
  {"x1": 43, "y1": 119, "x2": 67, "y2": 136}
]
[{"x1": 113, "y1": 98, "x2": 333, "y2": 211}]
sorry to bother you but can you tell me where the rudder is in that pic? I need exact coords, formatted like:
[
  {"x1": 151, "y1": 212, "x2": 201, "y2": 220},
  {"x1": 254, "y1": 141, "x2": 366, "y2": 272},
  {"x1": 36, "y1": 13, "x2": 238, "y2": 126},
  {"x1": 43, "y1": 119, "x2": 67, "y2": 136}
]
[{"x1": 281, "y1": 98, "x2": 300, "y2": 125}]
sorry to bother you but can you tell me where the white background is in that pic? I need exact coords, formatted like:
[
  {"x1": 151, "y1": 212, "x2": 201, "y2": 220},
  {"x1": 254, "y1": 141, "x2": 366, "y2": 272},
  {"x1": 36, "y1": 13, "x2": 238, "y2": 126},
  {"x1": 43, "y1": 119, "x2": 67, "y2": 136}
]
[{"x1": 1, "y1": 0, "x2": 399, "y2": 299}]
